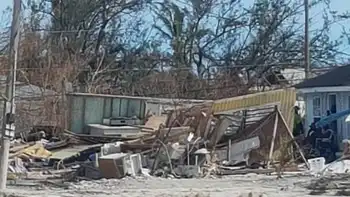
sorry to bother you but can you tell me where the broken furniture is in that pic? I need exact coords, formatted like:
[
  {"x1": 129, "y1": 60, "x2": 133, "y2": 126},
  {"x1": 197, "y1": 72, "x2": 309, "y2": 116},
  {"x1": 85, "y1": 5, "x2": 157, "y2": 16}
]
[
  {"x1": 98, "y1": 153, "x2": 142, "y2": 179},
  {"x1": 98, "y1": 153, "x2": 129, "y2": 179}
]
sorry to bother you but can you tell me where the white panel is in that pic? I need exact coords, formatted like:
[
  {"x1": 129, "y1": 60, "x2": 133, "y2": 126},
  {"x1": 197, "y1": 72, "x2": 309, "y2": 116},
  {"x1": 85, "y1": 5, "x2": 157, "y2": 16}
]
[
  {"x1": 304, "y1": 93, "x2": 313, "y2": 134},
  {"x1": 321, "y1": 92, "x2": 327, "y2": 116},
  {"x1": 228, "y1": 136, "x2": 260, "y2": 165},
  {"x1": 343, "y1": 93, "x2": 350, "y2": 143}
]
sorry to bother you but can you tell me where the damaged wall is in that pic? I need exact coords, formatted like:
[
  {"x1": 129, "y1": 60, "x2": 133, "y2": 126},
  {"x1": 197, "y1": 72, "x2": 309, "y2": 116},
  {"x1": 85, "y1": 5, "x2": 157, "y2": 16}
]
[
  {"x1": 67, "y1": 93, "x2": 209, "y2": 134},
  {"x1": 235, "y1": 110, "x2": 293, "y2": 165},
  {"x1": 67, "y1": 93, "x2": 147, "y2": 134},
  {"x1": 211, "y1": 88, "x2": 296, "y2": 130}
]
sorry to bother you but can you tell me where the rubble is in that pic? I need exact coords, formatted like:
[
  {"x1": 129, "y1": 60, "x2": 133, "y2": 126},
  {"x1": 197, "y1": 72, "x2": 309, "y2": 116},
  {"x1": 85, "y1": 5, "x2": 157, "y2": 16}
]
[
  {"x1": 173, "y1": 165, "x2": 200, "y2": 178},
  {"x1": 5, "y1": 91, "x2": 324, "y2": 190}
]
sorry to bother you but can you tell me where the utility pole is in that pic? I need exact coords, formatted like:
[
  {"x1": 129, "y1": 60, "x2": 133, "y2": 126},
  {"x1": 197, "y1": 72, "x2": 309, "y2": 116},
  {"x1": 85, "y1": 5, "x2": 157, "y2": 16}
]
[
  {"x1": 0, "y1": 0, "x2": 21, "y2": 191},
  {"x1": 304, "y1": 0, "x2": 310, "y2": 79}
]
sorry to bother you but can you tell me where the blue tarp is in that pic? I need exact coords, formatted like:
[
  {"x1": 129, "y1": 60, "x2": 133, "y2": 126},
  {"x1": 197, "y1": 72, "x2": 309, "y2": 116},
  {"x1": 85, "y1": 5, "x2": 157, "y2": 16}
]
[{"x1": 315, "y1": 108, "x2": 350, "y2": 128}]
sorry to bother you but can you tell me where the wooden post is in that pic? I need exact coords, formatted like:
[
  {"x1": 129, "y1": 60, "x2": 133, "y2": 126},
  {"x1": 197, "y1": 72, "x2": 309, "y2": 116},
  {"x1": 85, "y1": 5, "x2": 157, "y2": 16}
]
[
  {"x1": 227, "y1": 139, "x2": 232, "y2": 162},
  {"x1": 267, "y1": 107, "x2": 279, "y2": 168},
  {"x1": 277, "y1": 108, "x2": 310, "y2": 169},
  {"x1": 187, "y1": 144, "x2": 190, "y2": 165}
]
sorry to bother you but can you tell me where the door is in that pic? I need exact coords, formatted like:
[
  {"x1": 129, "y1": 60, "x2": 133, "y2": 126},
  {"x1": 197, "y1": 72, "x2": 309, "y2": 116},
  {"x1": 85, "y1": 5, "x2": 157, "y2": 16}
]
[
  {"x1": 328, "y1": 94, "x2": 337, "y2": 114},
  {"x1": 327, "y1": 94, "x2": 337, "y2": 131},
  {"x1": 328, "y1": 94, "x2": 338, "y2": 150},
  {"x1": 312, "y1": 95, "x2": 321, "y2": 123}
]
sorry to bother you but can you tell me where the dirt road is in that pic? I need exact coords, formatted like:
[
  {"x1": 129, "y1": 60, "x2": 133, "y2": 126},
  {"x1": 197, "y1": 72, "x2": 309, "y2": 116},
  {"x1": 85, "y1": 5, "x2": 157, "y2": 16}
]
[{"x1": 1, "y1": 174, "x2": 325, "y2": 197}]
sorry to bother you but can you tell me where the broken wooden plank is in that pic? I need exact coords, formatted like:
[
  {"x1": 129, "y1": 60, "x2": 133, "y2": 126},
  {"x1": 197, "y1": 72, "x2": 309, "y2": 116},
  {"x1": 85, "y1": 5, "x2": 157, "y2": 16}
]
[
  {"x1": 218, "y1": 168, "x2": 275, "y2": 175},
  {"x1": 143, "y1": 115, "x2": 168, "y2": 131},
  {"x1": 267, "y1": 109, "x2": 279, "y2": 168},
  {"x1": 277, "y1": 108, "x2": 310, "y2": 170}
]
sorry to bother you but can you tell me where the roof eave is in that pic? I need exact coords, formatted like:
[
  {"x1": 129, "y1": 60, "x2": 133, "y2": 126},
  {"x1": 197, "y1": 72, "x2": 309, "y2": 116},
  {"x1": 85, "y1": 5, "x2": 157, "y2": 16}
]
[{"x1": 297, "y1": 86, "x2": 350, "y2": 94}]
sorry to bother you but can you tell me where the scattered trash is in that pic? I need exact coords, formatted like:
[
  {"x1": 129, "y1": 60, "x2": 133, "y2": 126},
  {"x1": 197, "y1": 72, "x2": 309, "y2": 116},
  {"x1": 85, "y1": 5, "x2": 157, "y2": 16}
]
[
  {"x1": 4, "y1": 91, "x2": 327, "y2": 190},
  {"x1": 308, "y1": 157, "x2": 325, "y2": 174}
]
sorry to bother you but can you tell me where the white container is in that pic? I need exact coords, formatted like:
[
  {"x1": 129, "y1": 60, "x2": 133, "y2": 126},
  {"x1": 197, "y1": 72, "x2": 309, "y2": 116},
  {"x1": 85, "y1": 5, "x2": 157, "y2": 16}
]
[{"x1": 308, "y1": 157, "x2": 325, "y2": 173}]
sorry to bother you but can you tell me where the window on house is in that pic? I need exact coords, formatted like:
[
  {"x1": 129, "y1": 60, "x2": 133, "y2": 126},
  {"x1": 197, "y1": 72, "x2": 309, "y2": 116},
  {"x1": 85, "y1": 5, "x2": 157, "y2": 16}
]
[{"x1": 313, "y1": 96, "x2": 321, "y2": 117}]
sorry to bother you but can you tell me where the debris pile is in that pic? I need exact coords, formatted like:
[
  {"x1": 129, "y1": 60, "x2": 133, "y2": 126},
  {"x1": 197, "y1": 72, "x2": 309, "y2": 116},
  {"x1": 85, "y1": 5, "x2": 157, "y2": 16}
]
[{"x1": 5, "y1": 94, "x2": 316, "y2": 187}]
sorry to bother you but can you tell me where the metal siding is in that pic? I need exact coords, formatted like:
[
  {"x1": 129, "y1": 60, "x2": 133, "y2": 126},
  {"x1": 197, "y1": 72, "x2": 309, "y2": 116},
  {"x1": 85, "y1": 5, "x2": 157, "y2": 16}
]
[
  {"x1": 111, "y1": 98, "x2": 121, "y2": 117},
  {"x1": 140, "y1": 100, "x2": 146, "y2": 119},
  {"x1": 127, "y1": 99, "x2": 141, "y2": 117},
  {"x1": 84, "y1": 97, "x2": 104, "y2": 129},
  {"x1": 70, "y1": 96, "x2": 84, "y2": 134},
  {"x1": 103, "y1": 97, "x2": 112, "y2": 118},
  {"x1": 212, "y1": 88, "x2": 296, "y2": 130},
  {"x1": 119, "y1": 99, "x2": 129, "y2": 117},
  {"x1": 68, "y1": 94, "x2": 147, "y2": 133}
]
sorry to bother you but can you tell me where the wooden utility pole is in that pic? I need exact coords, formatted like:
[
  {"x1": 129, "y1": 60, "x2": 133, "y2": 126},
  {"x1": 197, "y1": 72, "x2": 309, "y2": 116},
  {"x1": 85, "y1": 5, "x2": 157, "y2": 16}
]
[
  {"x1": 0, "y1": 0, "x2": 21, "y2": 190},
  {"x1": 304, "y1": 0, "x2": 310, "y2": 79}
]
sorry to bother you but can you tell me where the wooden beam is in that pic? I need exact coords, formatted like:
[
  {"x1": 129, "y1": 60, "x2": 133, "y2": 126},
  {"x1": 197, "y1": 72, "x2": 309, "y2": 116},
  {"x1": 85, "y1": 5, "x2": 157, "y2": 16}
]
[{"x1": 267, "y1": 108, "x2": 279, "y2": 168}]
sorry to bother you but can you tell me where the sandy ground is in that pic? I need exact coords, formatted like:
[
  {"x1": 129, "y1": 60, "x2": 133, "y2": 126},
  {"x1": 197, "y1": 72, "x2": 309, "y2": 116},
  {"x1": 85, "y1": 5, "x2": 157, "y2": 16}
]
[{"x1": 0, "y1": 173, "x2": 329, "y2": 197}]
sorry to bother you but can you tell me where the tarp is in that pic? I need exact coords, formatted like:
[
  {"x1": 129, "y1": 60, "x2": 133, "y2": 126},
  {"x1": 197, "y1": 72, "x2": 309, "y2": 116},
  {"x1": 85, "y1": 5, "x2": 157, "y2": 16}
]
[{"x1": 316, "y1": 109, "x2": 350, "y2": 128}]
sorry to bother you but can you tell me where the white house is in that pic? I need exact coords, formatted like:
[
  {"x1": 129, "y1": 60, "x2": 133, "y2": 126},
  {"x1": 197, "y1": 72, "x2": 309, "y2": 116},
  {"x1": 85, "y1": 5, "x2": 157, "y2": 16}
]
[{"x1": 295, "y1": 65, "x2": 350, "y2": 145}]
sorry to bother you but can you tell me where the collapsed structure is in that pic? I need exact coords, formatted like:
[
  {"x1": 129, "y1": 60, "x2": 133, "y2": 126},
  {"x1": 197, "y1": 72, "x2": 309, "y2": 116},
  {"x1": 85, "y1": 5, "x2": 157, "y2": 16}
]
[{"x1": 6, "y1": 88, "x2": 312, "y2": 185}]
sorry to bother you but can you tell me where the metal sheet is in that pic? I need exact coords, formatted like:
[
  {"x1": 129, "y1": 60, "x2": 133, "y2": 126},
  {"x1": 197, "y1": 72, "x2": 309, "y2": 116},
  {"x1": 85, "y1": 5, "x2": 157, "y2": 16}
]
[
  {"x1": 127, "y1": 99, "x2": 142, "y2": 117},
  {"x1": 104, "y1": 98, "x2": 112, "y2": 117},
  {"x1": 111, "y1": 98, "x2": 121, "y2": 117},
  {"x1": 70, "y1": 96, "x2": 84, "y2": 134},
  {"x1": 119, "y1": 98, "x2": 129, "y2": 117},
  {"x1": 50, "y1": 144, "x2": 102, "y2": 160},
  {"x1": 84, "y1": 97, "x2": 104, "y2": 126},
  {"x1": 212, "y1": 88, "x2": 296, "y2": 130},
  {"x1": 67, "y1": 94, "x2": 147, "y2": 134}
]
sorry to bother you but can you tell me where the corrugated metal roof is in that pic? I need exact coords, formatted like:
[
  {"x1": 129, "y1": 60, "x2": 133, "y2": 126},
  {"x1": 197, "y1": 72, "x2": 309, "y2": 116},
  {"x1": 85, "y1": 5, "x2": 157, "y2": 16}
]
[
  {"x1": 212, "y1": 88, "x2": 296, "y2": 130},
  {"x1": 225, "y1": 105, "x2": 276, "y2": 134}
]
